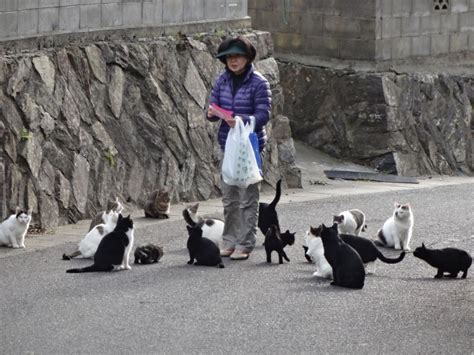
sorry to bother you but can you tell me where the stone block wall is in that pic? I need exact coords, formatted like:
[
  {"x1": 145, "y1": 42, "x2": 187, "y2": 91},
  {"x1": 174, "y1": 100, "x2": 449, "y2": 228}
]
[
  {"x1": 248, "y1": 0, "x2": 376, "y2": 60},
  {"x1": 0, "y1": 0, "x2": 248, "y2": 42},
  {"x1": 248, "y1": 0, "x2": 474, "y2": 61},
  {"x1": 376, "y1": 0, "x2": 474, "y2": 60}
]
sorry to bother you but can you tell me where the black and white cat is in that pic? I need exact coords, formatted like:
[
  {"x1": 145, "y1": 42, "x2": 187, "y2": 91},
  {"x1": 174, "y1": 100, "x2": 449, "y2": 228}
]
[
  {"x1": 264, "y1": 224, "x2": 295, "y2": 264},
  {"x1": 63, "y1": 210, "x2": 119, "y2": 260},
  {"x1": 319, "y1": 223, "x2": 365, "y2": 289},
  {"x1": 258, "y1": 179, "x2": 282, "y2": 236},
  {"x1": 414, "y1": 243, "x2": 472, "y2": 279},
  {"x1": 88, "y1": 197, "x2": 124, "y2": 231},
  {"x1": 305, "y1": 226, "x2": 333, "y2": 279},
  {"x1": 186, "y1": 223, "x2": 224, "y2": 268},
  {"x1": 66, "y1": 214, "x2": 135, "y2": 273},
  {"x1": 144, "y1": 188, "x2": 172, "y2": 219},
  {"x1": 182, "y1": 203, "x2": 223, "y2": 249},
  {"x1": 134, "y1": 244, "x2": 164, "y2": 264},
  {"x1": 333, "y1": 209, "x2": 367, "y2": 236},
  {"x1": 0, "y1": 207, "x2": 32, "y2": 249},
  {"x1": 376, "y1": 202, "x2": 414, "y2": 251}
]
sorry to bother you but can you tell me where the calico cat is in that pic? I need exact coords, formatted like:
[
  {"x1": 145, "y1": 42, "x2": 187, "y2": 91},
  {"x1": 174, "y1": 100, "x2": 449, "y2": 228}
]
[
  {"x1": 182, "y1": 203, "x2": 224, "y2": 249},
  {"x1": 0, "y1": 207, "x2": 32, "y2": 249},
  {"x1": 144, "y1": 188, "x2": 172, "y2": 219},
  {"x1": 258, "y1": 179, "x2": 282, "y2": 236},
  {"x1": 134, "y1": 244, "x2": 164, "y2": 264},
  {"x1": 62, "y1": 210, "x2": 119, "y2": 260},
  {"x1": 88, "y1": 197, "x2": 124, "y2": 231},
  {"x1": 186, "y1": 223, "x2": 224, "y2": 268},
  {"x1": 264, "y1": 224, "x2": 295, "y2": 264},
  {"x1": 333, "y1": 209, "x2": 367, "y2": 236},
  {"x1": 305, "y1": 227, "x2": 333, "y2": 279},
  {"x1": 67, "y1": 214, "x2": 135, "y2": 273},
  {"x1": 319, "y1": 223, "x2": 365, "y2": 289},
  {"x1": 414, "y1": 243, "x2": 472, "y2": 279},
  {"x1": 376, "y1": 202, "x2": 414, "y2": 251}
]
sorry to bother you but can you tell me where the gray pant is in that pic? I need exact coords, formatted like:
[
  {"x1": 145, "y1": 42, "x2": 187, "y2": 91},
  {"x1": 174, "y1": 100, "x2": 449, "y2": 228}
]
[{"x1": 221, "y1": 179, "x2": 260, "y2": 253}]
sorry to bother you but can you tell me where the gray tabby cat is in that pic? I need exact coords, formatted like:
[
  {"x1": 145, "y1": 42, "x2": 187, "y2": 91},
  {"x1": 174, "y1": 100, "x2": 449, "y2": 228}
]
[{"x1": 144, "y1": 188, "x2": 172, "y2": 219}]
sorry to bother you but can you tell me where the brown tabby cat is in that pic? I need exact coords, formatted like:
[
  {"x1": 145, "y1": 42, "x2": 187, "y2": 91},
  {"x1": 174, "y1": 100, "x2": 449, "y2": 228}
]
[{"x1": 144, "y1": 188, "x2": 172, "y2": 219}]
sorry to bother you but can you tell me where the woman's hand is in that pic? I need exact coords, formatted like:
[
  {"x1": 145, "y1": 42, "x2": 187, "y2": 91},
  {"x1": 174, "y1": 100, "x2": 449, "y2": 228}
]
[{"x1": 223, "y1": 115, "x2": 236, "y2": 128}]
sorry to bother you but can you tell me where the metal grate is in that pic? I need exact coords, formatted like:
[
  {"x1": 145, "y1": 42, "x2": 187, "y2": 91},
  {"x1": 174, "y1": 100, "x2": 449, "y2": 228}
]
[{"x1": 433, "y1": 0, "x2": 450, "y2": 11}]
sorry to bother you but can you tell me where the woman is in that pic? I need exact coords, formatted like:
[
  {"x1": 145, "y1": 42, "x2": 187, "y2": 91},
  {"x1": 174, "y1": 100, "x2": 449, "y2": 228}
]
[{"x1": 207, "y1": 36, "x2": 272, "y2": 260}]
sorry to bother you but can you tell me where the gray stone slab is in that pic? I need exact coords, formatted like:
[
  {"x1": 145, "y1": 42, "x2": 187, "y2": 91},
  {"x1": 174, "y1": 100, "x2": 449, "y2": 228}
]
[
  {"x1": 19, "y1": 0, "x2": 39, "y2": 10},
  {"x1": 226, "y1": 0, "x2": 247, "y2": 19},
  {"x1": 163, "y1": 0, "x2": 183, "y2": 23},
  {"x1": 204, "y1": 0, "x2": 226, "y2": 19},
  {"x1": 81, "y1": 0, "x2": 100, "y2": 4},
  {"x1": 451, "y1": 0, "x2": 469, "y2": 12},
  {"x1": 324, "y1": 170, "x2": 419, "y2": 184},
  {"x1": 18, "y1": 9, "x2": 39, "y2": 35},
  {"x1": 449, "y1": 32, "x2": 469, "y2": 51},
  {"x1": 102, "y1": 3, "x2": 122, "y2": 28},
  {"x1": 459, "y1": 12, "x2": 474, "y2": 31},
  {"x1": 382, "y1": 0, "x2": 392, "y2": 16},
  {"x1": 122, "y1": 2, "x2": 142, "y2": 26},
  {"x1": 324, "y1": 16, "x2": 361, "y2": 36},
  {"x1": 391, "y1": 37, "x2": 411, "y2": 59},
  {"x1": 0, "y1": 0, "x2": 18, "y2": 12},
  {"x1": 470, "y1": 32, "x2": 474, "y2": 49},
  {"x1": 401, "y1": 16, "x2": 420, "y2": 36},
  {"x1": 411, "y1": 35, "x2": 431, "y2": 56},
  {"x1": 59, "y1": 5, "x2": 80, "y2": 31},
  {"x1": 61, "y1": 0, "x2": 80, "y2": 5},
  {"x1": 431, "y1": 33, "x2": 450, "y2": 54},
  {"x1": 392, "y1": 0, "x2": 411, "y2": 17},
  {"x1": 184, "y1": 0, "x2": 205, "y2": 22},
  {"x1": 39, "y1": 7, "x2": 59, "y2": 32},
  {"x1": 412, "y1": 0, "x2": 431, "y2": 16},
  {"x1": 420, "y1": 15, "x2": 441, "y2": 35},
  {"x1": 470, "y1": 0, "x2": 474, "y2": 10},
  {"x1": 381, "y1": 17, "x2": 401, "y2": 38},
  {"x1": 0, "y1": 12, "x2": 18, "y2": 38},
  {"x1": 441, "y1": 13, "x2": 459, "y2": 33},
  {"x1": 339, "y1": 38, "x2": 375, "y2": 60},
  {"x1": 375, "y1": 38, "x2": 392, "y2": 60},
  {"x1": 80, "y1": 4, "x2": 101, "y2": 29},
  {"x1": 39, "y1": 0, "x2": 60, "y2": 8}
]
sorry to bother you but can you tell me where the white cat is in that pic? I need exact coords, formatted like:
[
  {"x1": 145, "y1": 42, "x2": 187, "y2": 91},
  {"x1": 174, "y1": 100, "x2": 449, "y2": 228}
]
[
  {"x1": 304, "y1": 227, "x2": 333, "y2": 279},
  {"x1": 0, "y1": 207, "x2": 32, "y2": 249},
  {"x1": 182, "y1": 203, "x2": 223, "y2": 249},
  {"x1": 377, "y1": 202, "x2": 414, "y2": 251},
  {"x1": 333, "y1": 209, "x2": 366, "y2": 236},
  {"x1": 63, "y1": 210, "x2": 119, "y2": 260},
  {"x1": 88, "y1": 197, "x2": 124, "y2": 231}
]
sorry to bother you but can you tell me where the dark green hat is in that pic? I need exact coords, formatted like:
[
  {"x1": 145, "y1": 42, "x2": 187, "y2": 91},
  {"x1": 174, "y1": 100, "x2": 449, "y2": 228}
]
[{"x1": 216, "y1": 36, "x2": 257, "y2": 64}]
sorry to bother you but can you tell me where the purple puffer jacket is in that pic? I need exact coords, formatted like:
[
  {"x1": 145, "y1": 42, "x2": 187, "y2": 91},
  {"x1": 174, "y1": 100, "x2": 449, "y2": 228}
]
[{"x1": 207, "y1": 65, "x2": 272, "y2": 152}]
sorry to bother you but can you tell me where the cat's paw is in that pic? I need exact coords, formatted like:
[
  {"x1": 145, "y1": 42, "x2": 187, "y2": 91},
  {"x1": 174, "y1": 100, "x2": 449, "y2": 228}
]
[
  {"x1": 403, "y1": 247, "x2": 411, "y2": 252},
  {"x1": 187, "y1": 260, "x2": 194, "y2": 265},
  {"x1": 124, "y1": 265, "x2": 131, "y2": 270},
  {"x1": 11, "y1": 245, "x2": 20, "y2": 249},
  {"x1": 19, "y1": 244, "x2": 25, "y2": 249}
]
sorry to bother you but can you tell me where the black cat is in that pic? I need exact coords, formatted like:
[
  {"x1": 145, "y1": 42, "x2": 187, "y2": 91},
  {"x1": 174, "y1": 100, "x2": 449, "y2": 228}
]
[
  {"x1": 319, "y1": 223, "x2": 365, "y2": 289},
  {"x1": 134, "y1": 244, "x2": 164, "y2": 264},
  {"x1": 67, "y1": 214, "x2": 134, "y2": 273},
  {"x1": 340, "y1": 233, "x2": 405, "y2": 267},
  {"x1": 186, "y1": 223, "x2": 224, "y2": 268},
  {"x1": 413, "y1": 243, "x2": 472, "y2": 279},
  {"x1": 258, "y1": 179, "x2": 282, "y2": 236},
  {"x1": 264, "y1": 224, "x2": 295, "y2": 264}
]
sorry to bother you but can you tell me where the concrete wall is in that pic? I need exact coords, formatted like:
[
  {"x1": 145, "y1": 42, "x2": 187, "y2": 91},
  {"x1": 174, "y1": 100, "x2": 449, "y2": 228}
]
[
  {"x1": 376, "y1": 0, "x2": 474, "y2": 60},
  {"x1": 248, "y1": 0, "x2": 376, "y2": 60},
  {"x1": 0, "y1": 0, "x2": 248, "y2": 42},
  {"x1": 248, "y1": 0, "x2": 474, "y2": 61}
]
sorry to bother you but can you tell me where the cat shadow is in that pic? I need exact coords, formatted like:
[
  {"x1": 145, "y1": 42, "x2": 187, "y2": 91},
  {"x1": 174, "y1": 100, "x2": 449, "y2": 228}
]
[{"x1": 400, "y1": 276, "x2": 466, "y2": 282}]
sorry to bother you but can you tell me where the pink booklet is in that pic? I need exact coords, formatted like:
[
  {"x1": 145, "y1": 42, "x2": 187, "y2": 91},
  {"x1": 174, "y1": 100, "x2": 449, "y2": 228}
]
[{"x1": 210, "y1": 103, "x2": 233, "y2": 118}]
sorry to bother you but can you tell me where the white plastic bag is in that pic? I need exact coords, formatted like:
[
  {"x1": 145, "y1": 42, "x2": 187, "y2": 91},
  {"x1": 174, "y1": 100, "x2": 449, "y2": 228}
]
[{"x1": 222, "y1": 117, "x2": 263, "y2": 188}]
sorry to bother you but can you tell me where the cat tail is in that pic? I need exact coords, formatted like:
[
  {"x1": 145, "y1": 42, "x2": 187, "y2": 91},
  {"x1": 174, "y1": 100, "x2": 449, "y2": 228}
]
[
  {"x1": 218, "y1": 263, "x2": 225, "y2": 269},
  {"x1": 269, "y1": 179, "x2": 282, "y2": 209},
  {"x1": 376, "y1": 250, "x2": 406, "y2": 264},
  {"x1": 182, "y1": 208, "x2": 197, "y2": 227},
  {"x1": 66, "y1": 264, "x2": 114, "y2": 273}
]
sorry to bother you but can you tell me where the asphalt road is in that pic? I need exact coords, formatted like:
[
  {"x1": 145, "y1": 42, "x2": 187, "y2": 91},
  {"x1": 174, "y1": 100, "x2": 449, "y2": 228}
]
[{"x1": 1, "y1": 184, "x2": 473, "y2": 354}]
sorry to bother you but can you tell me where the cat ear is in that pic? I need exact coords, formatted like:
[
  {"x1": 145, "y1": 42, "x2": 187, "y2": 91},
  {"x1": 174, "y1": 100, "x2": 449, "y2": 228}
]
[
  {"x1": 394, "y1": 202, "x2": 400, "y2": 208},
  {"x1": 15, "y1": 206, "x2": 20, "y2": 214},
  {"x1": 422, "y1": 242, "x2": 426, "y2": 249},
  {"x1": 27, "y1": 208, "x2": 33, "y2": 215},
  {"x1": 331, "y1": 223, "x2": 338, "y2": 230}
]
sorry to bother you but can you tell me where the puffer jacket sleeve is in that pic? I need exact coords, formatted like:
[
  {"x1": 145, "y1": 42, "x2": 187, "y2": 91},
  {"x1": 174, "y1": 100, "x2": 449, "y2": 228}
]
[
  {"x1": 238, "y1": 79, "x2": 272, "y2": 130},
  {"x1": 206, "y1": 76, "x2": 222, "y2": 123}
]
